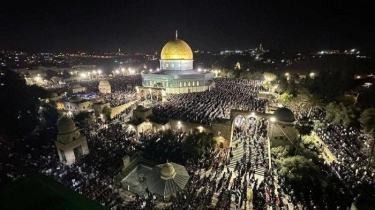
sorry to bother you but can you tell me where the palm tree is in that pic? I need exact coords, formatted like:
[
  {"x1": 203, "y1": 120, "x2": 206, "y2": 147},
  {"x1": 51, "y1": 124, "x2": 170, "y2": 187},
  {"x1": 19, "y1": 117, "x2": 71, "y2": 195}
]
[
  {"x1": 298, "y1": 93, "x2": 324, "y2": 117},
  {"x1": 294, "y1": 116, "x2": 314, "y2": 155}
]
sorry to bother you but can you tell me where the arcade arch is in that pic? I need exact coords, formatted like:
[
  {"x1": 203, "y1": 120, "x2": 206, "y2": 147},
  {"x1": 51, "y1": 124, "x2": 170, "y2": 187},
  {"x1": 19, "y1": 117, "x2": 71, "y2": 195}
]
[{"x1": 136, "y1": 86, "x2": 166, "y2": 102}]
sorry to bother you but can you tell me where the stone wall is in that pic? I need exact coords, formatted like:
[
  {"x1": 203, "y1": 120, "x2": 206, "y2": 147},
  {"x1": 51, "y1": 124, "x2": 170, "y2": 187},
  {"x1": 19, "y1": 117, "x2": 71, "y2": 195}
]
[
  {"x1": 169, "y1": 119, "x2": 212, "y2": 134},
  {"x1": 110, "y1": 101, "x2": 137, "y2": 118}
]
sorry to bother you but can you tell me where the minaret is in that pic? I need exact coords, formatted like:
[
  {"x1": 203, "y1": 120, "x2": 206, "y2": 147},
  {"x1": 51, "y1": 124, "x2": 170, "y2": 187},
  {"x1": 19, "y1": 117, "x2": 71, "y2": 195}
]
[{"x1": 175, "y1": 30, "x2": 178, "y2": 39}]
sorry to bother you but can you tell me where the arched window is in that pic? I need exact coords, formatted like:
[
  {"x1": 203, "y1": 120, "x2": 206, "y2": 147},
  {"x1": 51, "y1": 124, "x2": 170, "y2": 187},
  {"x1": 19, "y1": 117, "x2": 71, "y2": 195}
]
[
  {"x1": 188, "y1": 81, "x2": 191, "y2": 86},
  {"x1": 184, "y1": 82, "x2": 186, "y2": 87},
  {"x1": 197, "y1": 81, "x2": 200, "y2": 86},
  {"x1": 180, "y1": 82, "x2": 182, "y2": 87},
  {"x1": 192, "y1": 81, "x2": 195, "y2": 86}
]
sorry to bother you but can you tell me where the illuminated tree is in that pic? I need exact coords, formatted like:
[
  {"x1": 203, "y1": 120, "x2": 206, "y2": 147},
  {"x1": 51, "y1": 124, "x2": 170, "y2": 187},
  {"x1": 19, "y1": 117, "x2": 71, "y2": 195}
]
[
  {"x1": 102, "y1": 106, "x2": 111, "y2": 120},
  {"x1": 294, "y1": 116, "x2": 314, "y2": 155},
  {"x1": 326, "y1": 102, "x2": 360, "y2": 127},
  {"x1": 73, "y1": 111, "x2": 95, "y2": 129},
  {"x1": 359, "y1": 108, "x2": 375, "y2": 169},
  {"x1": 298, "y1": 93, "x2": 324, "y2": 117},
  {"x1": 278, "y1": 156, "x2": 320, "y2": 185}
]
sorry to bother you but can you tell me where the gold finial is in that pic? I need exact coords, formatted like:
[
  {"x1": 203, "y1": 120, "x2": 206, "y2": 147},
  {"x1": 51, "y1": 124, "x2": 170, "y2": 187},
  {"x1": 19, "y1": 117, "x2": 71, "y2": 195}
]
[{"x1": 175, "y1": 30, "x2": 178, "y2": 39}]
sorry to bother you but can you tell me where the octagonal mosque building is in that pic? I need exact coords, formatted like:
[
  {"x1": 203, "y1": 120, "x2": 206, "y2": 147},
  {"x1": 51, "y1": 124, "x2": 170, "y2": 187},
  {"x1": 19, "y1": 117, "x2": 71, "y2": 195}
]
[{"x1": 141, "y1": 31, "x2": 215, "y2": 94}]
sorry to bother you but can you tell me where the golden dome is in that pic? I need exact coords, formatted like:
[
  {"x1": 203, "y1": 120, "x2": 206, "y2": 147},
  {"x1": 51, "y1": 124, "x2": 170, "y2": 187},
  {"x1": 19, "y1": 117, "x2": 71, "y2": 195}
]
[{"x1": 161, "y1": 39, "x2": 193, "y2": 60}]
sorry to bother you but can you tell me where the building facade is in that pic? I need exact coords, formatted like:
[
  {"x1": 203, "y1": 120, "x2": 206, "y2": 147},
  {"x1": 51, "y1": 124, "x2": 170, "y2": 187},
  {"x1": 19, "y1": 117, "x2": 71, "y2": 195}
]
[{"x1": 55, "y1": 117, "x2": 89, "y2": 165}]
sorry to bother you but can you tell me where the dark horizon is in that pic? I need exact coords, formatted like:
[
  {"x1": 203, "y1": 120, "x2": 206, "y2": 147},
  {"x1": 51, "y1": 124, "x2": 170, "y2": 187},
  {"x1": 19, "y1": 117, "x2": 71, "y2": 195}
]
[{"x1": 0, "y1": 1, "x2": 373, "y2": 54}]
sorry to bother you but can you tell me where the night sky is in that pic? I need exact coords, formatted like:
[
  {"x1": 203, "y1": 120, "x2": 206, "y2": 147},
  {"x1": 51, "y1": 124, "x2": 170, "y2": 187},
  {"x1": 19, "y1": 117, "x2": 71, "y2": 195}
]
[{"x1": 0, "y1": 1, "x2": 373, "y2": 53}]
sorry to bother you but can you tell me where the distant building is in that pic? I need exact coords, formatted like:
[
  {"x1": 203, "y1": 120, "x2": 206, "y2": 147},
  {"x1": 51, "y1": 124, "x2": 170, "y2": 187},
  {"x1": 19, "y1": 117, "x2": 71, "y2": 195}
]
[
  {"x1": 71, "y1": 84, "x2": 86, "y2": 93},
  {"x1": 98, "y1": 80, "x2": 111, "y2": 94},
  {"x1": 63, "y1": 96, "x2": 93, "y2": 113}
]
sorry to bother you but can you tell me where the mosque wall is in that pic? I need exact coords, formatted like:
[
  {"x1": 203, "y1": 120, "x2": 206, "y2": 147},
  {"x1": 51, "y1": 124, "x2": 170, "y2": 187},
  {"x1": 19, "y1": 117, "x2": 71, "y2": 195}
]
[
  {"x1": 168, "y1": 120, "x2": 212, "y2": 135},
  {"x1": 166, "y1": 86, "x2": 209, "y2": 94},
  {"x1": 160, "y1": 60, "x2": 193, "y2": 70},
  {"x1": 110, "y1": 101, "x2": 137, "y2": 119}
]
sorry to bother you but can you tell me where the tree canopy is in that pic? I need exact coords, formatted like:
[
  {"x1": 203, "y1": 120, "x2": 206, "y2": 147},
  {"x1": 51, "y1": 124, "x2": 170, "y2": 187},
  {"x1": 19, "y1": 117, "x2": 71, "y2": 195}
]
[
  {"x1": 326, "y1": 102, "x2": 360, "y2": 127},
  {"x1": 278, "y1": 155, "x2": 320, "y2": 185},
  {"x1": 0, "y1": 69, "x2": 47, "y2": 138},
  {"x1": 73, "y1": 111, "x2": 95, "y2": 129}
]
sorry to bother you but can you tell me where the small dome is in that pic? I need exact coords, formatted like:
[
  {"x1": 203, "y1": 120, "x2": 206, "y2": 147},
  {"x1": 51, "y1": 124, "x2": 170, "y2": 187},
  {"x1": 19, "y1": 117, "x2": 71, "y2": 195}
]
[
  {"x1": 136, "y1": 105, "x2": 145, "y2": 110},
  {"x1": 99, "y1": 80, "x2": 110, "y2": 86},
  {"x1": 160, "y1": 163, "x2": 175, "y2": 179},
  {"x1": 57, "y1": 117, "x2": 76, "y2": 134},
  {"x1": 161, "y1": 39, "x2": 193, "y2": 60},
  {"x1": 70, "y1": 96, "x2": 81, "y2": 103},
  {"x1": 274, "y1": 107, "x2": 295, "y2": 122},
  {"x1": 50, "y1": 92, "x2": 58, "y2": 98},
  {"x1": 71, "y1": 84, "x2": 82, "y2": 89}
]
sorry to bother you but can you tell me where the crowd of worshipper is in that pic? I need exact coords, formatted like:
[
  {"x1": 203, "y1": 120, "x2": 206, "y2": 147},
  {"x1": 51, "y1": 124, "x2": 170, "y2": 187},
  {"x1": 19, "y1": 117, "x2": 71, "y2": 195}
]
[
  {"x1": 313, "y1": 117, "x2": 375, "y2": 207},
  {"x1": 291, "y1": 107, "x2": 375, "y2": 208},
  {"x1": 149, "y1": 78, "x2": 268, "y2": 125},
  {"x1": 160, "y1": 115, "x2": 297, "y2": 209},
  {"x1": 102, "y1": 76, "x2": 141, "y2": 107},
  {"x1": 0, "y1": 121, "x2": 149, "y2": 209},
  {"x1": 0, "y1": 113, "x2": 326, "y2": 209},
  {"x1": 2, "y1": 74, "x2": 375, "y2": 209}
]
